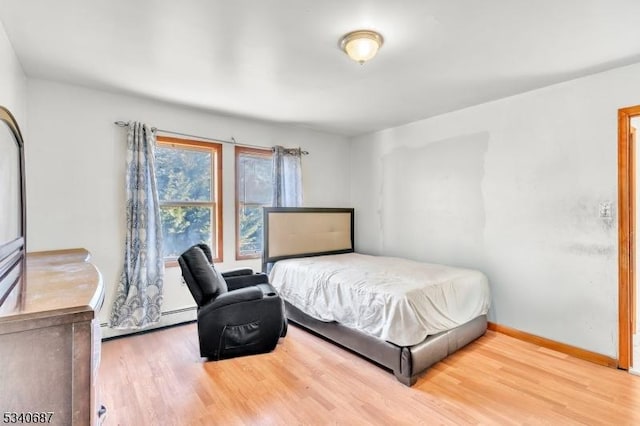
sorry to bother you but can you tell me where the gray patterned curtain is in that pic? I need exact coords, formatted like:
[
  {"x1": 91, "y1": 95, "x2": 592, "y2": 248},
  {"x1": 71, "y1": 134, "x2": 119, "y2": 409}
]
[
  {"x1": 110, "y1": 122, "x2": 164, "y2": 329},
  {"x1": 272, "y1": 146, "x2": 303, "y2": 207}
]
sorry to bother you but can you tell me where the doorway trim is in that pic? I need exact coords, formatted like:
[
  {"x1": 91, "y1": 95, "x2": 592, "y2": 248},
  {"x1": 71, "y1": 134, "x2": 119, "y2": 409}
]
[{"x1": 618, "y1": 105, "x2": 640, "y2": 369}]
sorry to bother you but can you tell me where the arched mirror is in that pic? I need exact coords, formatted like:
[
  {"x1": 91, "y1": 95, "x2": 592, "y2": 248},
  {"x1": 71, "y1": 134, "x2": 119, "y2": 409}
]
[{"x1": 0, "y1": 106, "x2": 26, "y2": 312}]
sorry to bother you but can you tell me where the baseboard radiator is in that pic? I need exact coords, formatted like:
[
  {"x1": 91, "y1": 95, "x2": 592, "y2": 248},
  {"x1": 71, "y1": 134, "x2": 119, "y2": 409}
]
[{"x1": 100, "y1": 306, "x2": 197, "y2": 340}]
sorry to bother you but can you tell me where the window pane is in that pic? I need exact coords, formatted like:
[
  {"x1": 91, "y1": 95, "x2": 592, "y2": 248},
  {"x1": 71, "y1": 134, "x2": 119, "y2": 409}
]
[
  {"x1": 156, "y1": 146, "x2": 212, "y2": 202},
  {"x1": 238, "y1": 154, "x2": 272, "y2": 205},
  {"x1": 160, "y1": 206, "x2": 212, "y2": 258},
  {"x1": 239, "y1": 204, "x2": 265, "y2": 256}
]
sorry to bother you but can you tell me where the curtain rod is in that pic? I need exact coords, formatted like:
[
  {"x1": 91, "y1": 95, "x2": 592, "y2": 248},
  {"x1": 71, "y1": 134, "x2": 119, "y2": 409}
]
[{"x1": 113, "y1": 121, "x2": 309, "y2": 155}]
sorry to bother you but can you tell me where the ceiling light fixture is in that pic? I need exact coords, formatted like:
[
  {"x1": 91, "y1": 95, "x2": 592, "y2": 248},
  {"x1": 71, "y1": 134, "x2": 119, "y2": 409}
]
[{"x1": 339, "y1": 30, "x2": 384, "y2": 64}]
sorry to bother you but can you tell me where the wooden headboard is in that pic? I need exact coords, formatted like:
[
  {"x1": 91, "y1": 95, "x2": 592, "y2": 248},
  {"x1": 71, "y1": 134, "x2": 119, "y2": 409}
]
[
  {"x1": 0, "y1": 106, "x2": 26, "y2": 311},
  {"x1": 262, "y1": 207, "x2": 354, "y2": 272}
]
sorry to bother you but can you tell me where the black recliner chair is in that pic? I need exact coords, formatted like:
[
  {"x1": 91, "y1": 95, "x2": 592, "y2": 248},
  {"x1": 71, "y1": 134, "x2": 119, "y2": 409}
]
[{"x1": 178, "y1": 244, "x2": 286, "y2": 360}]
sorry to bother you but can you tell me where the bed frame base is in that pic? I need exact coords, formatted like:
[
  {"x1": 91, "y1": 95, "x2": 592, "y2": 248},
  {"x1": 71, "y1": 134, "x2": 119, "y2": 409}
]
[{"x1": 285, "y1": 301, "x2": 487, "y2": 386}]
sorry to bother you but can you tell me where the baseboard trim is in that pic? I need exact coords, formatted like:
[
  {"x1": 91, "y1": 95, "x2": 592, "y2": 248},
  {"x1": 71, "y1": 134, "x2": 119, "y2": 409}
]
[{"x1": 487, "y1": 322, "x2": 618, "y2": 369}]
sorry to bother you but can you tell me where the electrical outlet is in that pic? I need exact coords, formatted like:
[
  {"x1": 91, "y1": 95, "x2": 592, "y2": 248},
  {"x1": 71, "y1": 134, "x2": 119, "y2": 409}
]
[{"x1": 599, "y1": 201, "x2": 612, "y2": 218}]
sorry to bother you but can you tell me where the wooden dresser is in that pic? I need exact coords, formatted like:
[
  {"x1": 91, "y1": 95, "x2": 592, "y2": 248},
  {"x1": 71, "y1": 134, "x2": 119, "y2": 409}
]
[{"x1": 0, "y1": 249, "x2": 105, "y2": 426}]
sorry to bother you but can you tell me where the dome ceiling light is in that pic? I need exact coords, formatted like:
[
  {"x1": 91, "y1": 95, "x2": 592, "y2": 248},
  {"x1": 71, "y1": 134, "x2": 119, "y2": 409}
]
[{"x1": 339, "y1": 29, "x2": 384, "y2": 64}]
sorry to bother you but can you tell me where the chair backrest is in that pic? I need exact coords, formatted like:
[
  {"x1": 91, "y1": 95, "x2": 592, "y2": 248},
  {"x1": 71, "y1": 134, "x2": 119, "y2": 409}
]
[
  {"x1": 195, "y1": 243, "x2": 213, "y2": 263},
  {"x1": 178, "y1": 245, "x2": 227, "y2": 306}
]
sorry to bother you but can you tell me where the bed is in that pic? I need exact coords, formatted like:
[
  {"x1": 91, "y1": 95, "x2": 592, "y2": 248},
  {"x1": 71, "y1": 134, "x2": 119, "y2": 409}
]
[{"x1": 262, "y1": 207, "x2": 490, "y2": 386}]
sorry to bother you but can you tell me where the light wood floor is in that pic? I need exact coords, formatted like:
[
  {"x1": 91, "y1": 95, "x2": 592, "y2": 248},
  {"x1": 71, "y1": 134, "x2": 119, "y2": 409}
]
[{"x1": 99, "y1": 323, "x2": 640, "y2": 425}]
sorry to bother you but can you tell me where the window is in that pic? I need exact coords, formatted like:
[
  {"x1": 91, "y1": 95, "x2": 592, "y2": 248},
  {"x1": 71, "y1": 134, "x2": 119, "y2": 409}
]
[
  {"x1": 156, "y1": 136, "x2": 223, "y2": 263},
  {"x1": 235, "y1": 146, "x2": 273, "y2": 259}
]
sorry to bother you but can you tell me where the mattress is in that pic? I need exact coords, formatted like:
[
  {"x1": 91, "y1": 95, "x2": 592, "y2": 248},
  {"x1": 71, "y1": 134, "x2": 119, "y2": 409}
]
[{"x1": 269, "y1": 253, "x2": 490, "y2": 347}]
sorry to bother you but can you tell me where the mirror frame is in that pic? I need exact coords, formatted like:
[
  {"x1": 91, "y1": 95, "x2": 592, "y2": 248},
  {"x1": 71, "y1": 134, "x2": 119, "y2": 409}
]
[{"x1": 0, "y1": 106, "x2": 26, "y2": 308}]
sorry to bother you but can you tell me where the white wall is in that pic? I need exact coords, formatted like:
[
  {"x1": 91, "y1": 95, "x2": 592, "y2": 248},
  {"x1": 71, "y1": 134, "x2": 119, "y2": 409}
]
[
  {"x1": 0, "y1": 20, "x2": 26, "y2": 129},
  {"x1": 26, "y1": 79, "x2": 351, "y2": 337},
  {"x1": 350, "y1": 61, "x2": 640, "y2": 358},
  {"x1": 0, "y1": 20, "x2": 27, "y2": 275}
]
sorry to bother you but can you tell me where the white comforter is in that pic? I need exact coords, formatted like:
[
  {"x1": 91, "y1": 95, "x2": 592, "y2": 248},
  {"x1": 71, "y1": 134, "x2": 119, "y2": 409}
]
[{"x1": 269, "y1": 253, "x2": 491, "y2": 347}]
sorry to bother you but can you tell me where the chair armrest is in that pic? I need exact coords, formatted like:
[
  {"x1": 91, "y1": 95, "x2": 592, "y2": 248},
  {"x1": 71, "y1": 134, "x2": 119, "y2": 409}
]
[
  {"x1": 224, "y1": 273, "x2": 269, "y2": 291},
  {"x1": 255, "y1": 283, "x2": 278, "y2": 297},
  {"x1": 206, "y1": 286, "x2": 263, "y2": 311},
  {"x1": 221, "y1": 268, "x2": 254, "y2": 278}
]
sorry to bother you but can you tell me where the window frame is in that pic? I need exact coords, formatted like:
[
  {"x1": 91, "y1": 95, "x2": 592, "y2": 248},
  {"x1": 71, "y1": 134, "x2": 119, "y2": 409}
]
[
  {"x1": 156, "y1": 135, "x2": 223, "y2": 265},
  {"x1": 235, "y1": 146, "x2": 273, "y2": 260}
]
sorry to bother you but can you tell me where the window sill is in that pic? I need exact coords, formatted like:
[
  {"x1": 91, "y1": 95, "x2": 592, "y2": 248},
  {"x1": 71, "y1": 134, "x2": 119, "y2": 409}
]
[{"x1": 164, "y1": 257, "x2": 223, "y2": 268}]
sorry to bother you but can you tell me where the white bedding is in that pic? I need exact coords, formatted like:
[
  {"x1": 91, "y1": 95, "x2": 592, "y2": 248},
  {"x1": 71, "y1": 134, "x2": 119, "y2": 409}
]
[{"x1": 269, "y1": 253, "x2": 491, "y2": 347}]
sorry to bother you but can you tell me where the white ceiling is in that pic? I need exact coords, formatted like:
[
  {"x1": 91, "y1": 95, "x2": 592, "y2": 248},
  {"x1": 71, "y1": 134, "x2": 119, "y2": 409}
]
[{"x1": 1, "y1": 0, "x2": 640, "y2": 136}]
